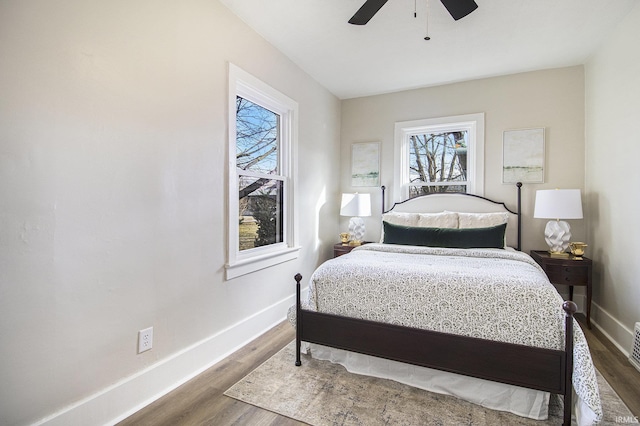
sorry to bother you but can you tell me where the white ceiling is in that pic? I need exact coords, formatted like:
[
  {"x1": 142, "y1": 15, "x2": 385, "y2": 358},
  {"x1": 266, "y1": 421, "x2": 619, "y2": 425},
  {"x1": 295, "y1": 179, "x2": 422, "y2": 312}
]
[{"x1": 219, "y1": 0, "x2": 637, "y2": 99}]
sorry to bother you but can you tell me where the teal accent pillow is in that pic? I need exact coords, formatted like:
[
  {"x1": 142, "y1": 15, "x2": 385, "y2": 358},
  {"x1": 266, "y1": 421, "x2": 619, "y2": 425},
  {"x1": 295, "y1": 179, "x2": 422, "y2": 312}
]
[{"x1": 382, "y1": 221, "x2": 507, "y2": 249}]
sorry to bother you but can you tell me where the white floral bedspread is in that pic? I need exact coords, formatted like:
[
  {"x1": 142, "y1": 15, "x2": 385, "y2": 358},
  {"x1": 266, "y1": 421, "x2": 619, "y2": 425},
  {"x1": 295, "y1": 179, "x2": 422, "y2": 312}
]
[{"x1": 291, "y1": 243, "x2": 602, "y2": 422}]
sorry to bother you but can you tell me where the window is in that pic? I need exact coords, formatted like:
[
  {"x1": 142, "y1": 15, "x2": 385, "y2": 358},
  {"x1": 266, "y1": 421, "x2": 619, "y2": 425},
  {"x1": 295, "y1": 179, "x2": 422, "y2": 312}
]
[
  {"x1": 394, "y1": 113, "x2": 484, "y2": 201},
  {"x1": 236, "y1": 97, "x2": 283, "y2": 250},
  {"x1": 226, "y1": 64, "x2": 299, "y2": 279}
]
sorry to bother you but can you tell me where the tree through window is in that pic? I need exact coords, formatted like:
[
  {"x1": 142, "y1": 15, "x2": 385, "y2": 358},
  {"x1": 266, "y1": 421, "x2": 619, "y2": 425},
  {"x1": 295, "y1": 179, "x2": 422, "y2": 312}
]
[
  {"x1": 408, "y1": 130, "x2": 468, "y2": 196},
  {"x1": 236, "y1": 96, "x2": 283, "y2": 251}
]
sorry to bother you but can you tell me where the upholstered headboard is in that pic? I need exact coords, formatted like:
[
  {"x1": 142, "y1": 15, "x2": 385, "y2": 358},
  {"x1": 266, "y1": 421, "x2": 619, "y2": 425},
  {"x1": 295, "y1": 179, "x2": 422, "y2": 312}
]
[{"x1": 382, "y1": 183, "x2": 522, "y2": 250}]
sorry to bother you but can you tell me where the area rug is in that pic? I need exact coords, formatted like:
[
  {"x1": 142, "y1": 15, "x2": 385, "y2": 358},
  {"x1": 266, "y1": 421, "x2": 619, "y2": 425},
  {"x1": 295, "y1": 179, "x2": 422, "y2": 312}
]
[{"x1": 224, "y1": 342, "x2": 635, "y2": 425}]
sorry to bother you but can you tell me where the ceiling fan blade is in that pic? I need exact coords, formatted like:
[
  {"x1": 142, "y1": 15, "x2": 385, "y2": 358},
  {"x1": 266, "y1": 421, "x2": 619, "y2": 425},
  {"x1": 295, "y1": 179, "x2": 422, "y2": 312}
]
[
  {"x1": 440, "y1": 0, "x2": 478, "y2": 20},
  {"x1": 348, "y1": 0, "x2": 389, "y2": 25}
]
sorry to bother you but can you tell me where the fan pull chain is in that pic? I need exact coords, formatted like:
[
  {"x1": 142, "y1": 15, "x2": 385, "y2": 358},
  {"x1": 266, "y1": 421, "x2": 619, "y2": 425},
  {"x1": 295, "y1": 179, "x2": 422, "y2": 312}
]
[
  {"x1": 424, "y1": 0, "x2": 431, "y2": 40},
  {"x1": 414, "y1": 0, "x2": 417, "y2": 18}
]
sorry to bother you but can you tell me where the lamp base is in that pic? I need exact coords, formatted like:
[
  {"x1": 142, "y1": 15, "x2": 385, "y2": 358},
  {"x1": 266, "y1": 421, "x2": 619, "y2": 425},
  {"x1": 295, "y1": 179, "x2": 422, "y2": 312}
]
[
  {"x1": 544, "y1": 220, "x2": 571, "y2": 254},
  {"x1": 348, "y1": 217, "x2": 365, "y2": 243},
  {"x1": 549, "y1": 251, "x2": 570, "y2": 258}
]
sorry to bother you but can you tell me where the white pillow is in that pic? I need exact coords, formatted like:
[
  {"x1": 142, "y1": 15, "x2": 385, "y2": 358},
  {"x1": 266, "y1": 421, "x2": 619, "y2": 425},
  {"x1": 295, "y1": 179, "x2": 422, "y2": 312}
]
[
  {"x1": 417, "y1": 212, "x2": 459, "y2": 229},
  {"x1": 457, "y1": 212, "x2": 509, "y2": 229},
  {"x1": 382, "y1": 212, "x2": 420, "y2": 227}
]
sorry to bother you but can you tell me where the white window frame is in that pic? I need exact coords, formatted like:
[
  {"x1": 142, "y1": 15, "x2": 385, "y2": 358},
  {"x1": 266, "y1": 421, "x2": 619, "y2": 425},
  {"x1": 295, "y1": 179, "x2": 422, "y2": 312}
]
[
  {"x1": 394, "y1": 113, "x2": 485, "y2": 202},
  {"x1": 226, "y1": 64, "x2": 299, "y2": 280}
]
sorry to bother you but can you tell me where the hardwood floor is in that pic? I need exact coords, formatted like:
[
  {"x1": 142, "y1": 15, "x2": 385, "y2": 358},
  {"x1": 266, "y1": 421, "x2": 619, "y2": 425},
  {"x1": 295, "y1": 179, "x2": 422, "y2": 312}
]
[
  {"x1": 577, "y1": 314, "x2": 640, "y2": 417},
  {"x1": 118, "y1": 321, "x2": 302, "y2": 426},
  {"x1": 118, "y1": 315, "x2": 640, "y2": 425}
]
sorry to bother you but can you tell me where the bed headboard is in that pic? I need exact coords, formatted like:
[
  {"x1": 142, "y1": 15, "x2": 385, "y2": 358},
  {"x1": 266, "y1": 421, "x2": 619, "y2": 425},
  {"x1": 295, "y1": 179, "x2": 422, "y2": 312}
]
[{"x1": 382, "y1": 183, "x2": 522, "y2": 250}]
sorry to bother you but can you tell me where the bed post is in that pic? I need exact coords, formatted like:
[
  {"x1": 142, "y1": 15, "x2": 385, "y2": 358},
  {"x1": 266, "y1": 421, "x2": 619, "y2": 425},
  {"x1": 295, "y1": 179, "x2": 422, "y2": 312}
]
[
  {"x1": 381, "y1": 185, "x2": 386, "y2": 213},
  {"x1": 516, "y1": 182, "x2": 522, "y2": 251},
  {"x1": 562, "y1": 300, "x2": 577, "y2": 426},
  {"x1": 294, "y1": 273, "x2": 303, "y2": 367}
]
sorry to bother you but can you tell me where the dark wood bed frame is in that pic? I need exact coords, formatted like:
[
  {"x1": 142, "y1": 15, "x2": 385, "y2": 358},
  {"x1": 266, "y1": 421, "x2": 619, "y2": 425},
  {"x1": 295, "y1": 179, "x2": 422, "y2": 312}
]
[{"x1": 294, "y1": 183, "x2": 577, "y2": 425}]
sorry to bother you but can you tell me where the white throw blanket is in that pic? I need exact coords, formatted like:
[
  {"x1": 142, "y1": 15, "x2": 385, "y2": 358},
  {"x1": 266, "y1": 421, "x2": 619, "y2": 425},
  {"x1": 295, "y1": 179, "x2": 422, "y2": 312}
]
[{"x1": 291, "y1": 244, "x2": 602, "y2": 424}]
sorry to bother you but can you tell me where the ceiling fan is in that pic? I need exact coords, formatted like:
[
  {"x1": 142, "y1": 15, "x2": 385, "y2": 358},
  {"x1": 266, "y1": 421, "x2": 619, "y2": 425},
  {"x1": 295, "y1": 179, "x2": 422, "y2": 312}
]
[{"x1": 349, "y1": 0, "x2": 478, "y2": 25}]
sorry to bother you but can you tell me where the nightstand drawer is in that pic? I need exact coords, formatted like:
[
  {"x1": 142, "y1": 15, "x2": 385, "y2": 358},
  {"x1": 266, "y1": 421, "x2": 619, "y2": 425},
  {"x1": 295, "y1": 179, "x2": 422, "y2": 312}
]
[
  {"x1": 333, "y1": 242, "x2": 370, "y2": 258},
  {"x1": 545, "y1": 264, "x2": 588, "y2": 284},
  {"x1": 334, "y1": 244, "x2": 353, "y2": 257}
]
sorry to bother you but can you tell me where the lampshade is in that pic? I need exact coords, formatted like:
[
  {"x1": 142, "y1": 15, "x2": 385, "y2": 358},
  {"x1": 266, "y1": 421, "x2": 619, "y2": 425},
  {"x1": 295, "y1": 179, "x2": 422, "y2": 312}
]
[
  {"x1": 534, "y1": 189, "x2": 583, "y2": 256},
  {"x1": 533, "y1": 189, "x2": 583, "y2": 219},
  {"x1": 340, "y1": 193, "x2": 372, "y2": 217}
]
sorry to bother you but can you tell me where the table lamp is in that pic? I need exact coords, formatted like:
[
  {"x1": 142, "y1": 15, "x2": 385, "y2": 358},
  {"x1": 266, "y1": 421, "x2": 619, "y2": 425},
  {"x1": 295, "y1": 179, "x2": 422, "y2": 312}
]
[
  {"x1": 340, "y1": 193, "x2": 371, "y2": 245},
  {"x1": 533, "y1": 189, "x2": 583, "y2": 257}
]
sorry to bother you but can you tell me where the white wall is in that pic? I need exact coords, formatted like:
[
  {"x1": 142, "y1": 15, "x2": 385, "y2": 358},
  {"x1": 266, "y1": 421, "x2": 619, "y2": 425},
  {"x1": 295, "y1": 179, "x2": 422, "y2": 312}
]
[
  {"x1": 0, "y1": 1, "x2": 341, "y2": 424},
  {"x1": 585, "y1": 3, "x2": 640, "y2": 353},
  {"x1": 340, "y1": 66, "x2": 587, "y2": 254}
]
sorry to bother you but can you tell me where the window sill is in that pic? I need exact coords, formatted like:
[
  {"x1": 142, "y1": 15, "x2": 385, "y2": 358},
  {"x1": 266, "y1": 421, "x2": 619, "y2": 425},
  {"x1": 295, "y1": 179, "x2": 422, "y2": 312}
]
[{"x1": 225, "y1": 246, "x2": 301, "y2": 280}]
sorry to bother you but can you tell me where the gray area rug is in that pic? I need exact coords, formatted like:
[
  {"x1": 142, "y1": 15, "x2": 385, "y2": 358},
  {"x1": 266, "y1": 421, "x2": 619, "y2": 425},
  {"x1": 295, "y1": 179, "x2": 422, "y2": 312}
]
[{"x1": 225, "y1": 342, "x2": 634, "y2": 425}]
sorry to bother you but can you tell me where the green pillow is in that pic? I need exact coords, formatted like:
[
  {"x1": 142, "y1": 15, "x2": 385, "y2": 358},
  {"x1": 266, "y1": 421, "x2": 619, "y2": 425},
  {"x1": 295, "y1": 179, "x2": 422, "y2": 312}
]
[{"x1": 382, "y1": 221, "x2": 506, "y2": 249}]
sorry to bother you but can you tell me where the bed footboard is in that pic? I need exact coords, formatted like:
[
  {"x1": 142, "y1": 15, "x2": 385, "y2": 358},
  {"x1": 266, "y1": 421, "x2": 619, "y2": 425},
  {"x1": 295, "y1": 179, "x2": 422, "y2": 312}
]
[{"x1": 293, "y1": 273, "x2": 576, "y2": 426}]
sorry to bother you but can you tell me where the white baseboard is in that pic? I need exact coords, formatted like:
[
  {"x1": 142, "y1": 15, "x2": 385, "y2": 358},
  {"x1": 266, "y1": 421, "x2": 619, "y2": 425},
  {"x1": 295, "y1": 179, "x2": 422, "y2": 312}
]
[
  {"x1": 34, "y1": 294, "x2": 296, "y2": 426},
  {"x1": 556, "y1": 293, "x2": 634, "y2": 357},
  {"x1": 590, "y1": 301, "x2": 634, "y2": 358}
]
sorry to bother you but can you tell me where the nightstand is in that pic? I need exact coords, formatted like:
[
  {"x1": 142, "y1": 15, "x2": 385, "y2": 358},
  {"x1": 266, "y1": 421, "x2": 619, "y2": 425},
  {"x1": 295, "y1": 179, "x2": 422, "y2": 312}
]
[
  {"x1": 530, "y1": 250, "x2": 593, "y2": 328},
  {"x1": 333, "y1": 242, "x2": 368, "y2": 258}
]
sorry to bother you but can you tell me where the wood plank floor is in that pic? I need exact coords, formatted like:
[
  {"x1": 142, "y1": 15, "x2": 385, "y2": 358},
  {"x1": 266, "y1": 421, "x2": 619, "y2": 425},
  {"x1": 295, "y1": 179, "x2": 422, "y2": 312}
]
[
  {"x1": 118, "y1": 314, "x2": 640, "y2": 425},
  {"x1": 578, "y1": 314, "x2": 640, "y2": 417}
]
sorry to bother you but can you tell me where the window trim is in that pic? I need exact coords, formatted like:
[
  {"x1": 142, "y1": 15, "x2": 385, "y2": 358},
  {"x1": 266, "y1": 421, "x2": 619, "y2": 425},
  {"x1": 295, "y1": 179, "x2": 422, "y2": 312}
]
[
  {"x1": 226, "y1": 63, "x2": 299, "y2": 280},
  {"x1": 394, "y1": 113, "x2": 484, "y2": 202}
]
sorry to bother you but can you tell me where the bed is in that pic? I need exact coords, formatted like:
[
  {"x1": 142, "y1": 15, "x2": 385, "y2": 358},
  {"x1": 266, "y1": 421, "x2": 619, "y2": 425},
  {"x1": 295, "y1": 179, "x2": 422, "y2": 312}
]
[{"x1": 290, "y1": 184, "x2": 602, "y2": 425}]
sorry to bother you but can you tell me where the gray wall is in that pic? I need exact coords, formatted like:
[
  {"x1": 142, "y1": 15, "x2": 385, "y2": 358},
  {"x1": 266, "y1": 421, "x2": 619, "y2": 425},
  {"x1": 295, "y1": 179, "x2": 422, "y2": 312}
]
[
  {"x1": 585, "y1": 3, "x2": 640, "y2": 353},
  {"x1": 0, "y1": 1, "x2": 341, "y2": 424}
]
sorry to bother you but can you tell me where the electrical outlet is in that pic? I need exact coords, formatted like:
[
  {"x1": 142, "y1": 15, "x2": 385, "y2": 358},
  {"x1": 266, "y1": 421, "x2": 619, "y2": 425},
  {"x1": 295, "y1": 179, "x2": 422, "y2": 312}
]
[{"x1": 138, "y1": 327, "x2": 153, "y2": 353}]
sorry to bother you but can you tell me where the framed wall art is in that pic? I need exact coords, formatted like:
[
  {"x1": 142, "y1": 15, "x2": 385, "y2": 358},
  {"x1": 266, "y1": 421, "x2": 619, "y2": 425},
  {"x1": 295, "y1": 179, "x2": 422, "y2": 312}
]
[
  {"x1": 502, "y1": 128, "x2": 545, "y2": 184},
  {"x1": 351, "y1": 141, "x2": 380, "y2": 187}
]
